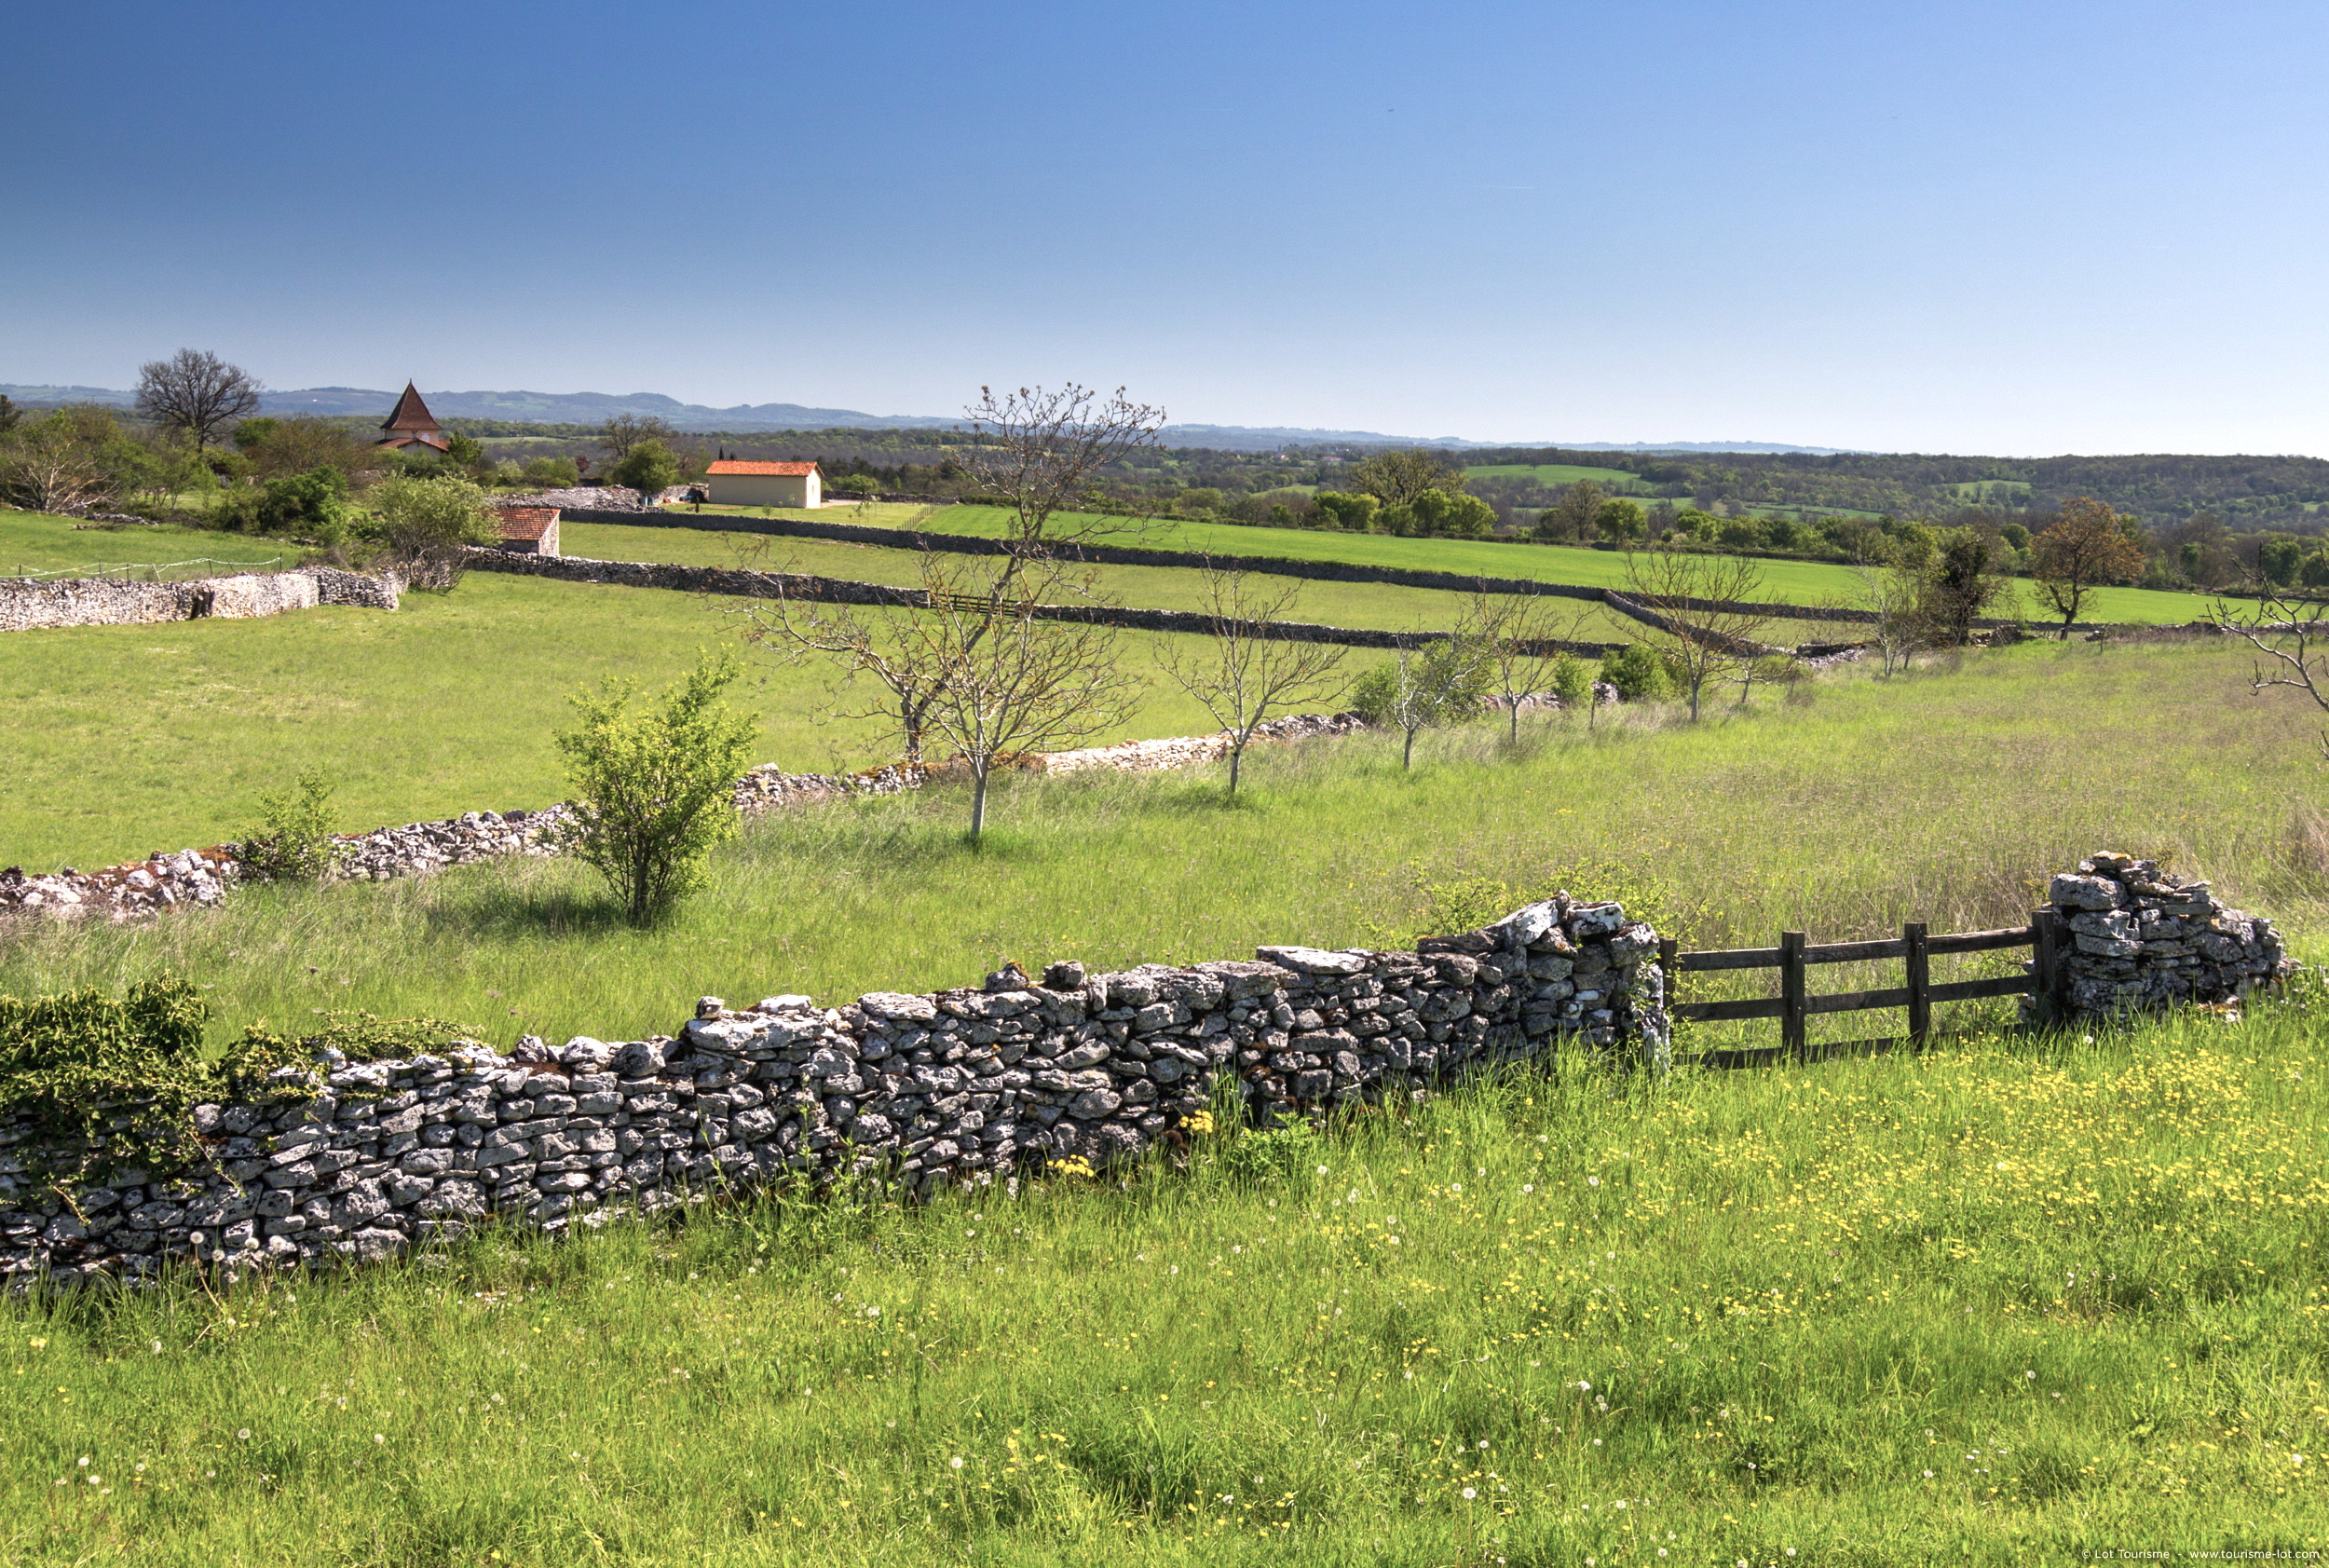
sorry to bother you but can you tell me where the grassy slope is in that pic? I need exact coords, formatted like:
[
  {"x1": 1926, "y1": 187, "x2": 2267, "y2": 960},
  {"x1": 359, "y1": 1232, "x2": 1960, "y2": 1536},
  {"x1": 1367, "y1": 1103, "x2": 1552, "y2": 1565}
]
[
  {"x1": 0, "y1": 510, "x2": 301, "y2": 578},
  {"x1": 4, "y1": 638, "x2": 2320, "y2": 1053},
  {"x1": 0, "y1": 569, "x2": 1297, "y2": 873},
  {"x1": 4, "y1": 993, "x2": 2323, "y2": 1562},
  {"x1": 5, "y1": 639, "x2": 2328, "y2": 1560},
  {"x1": 562, "y1": 520, "x2": 1703, "y2": 648},
  {"x1": 677, "y1": 504, "x2": 2220, "y2": 626}
]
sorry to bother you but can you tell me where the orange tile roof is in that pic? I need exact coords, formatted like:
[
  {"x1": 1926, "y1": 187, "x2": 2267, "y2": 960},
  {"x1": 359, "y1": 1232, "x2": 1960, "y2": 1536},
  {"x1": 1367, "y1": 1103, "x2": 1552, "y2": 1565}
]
[
  {"x1": 707, "y1": 460, "x2": 820, "y2": 476},
  {"x1": 493, "y1": 506, "x2": 559, "y2": 540}
]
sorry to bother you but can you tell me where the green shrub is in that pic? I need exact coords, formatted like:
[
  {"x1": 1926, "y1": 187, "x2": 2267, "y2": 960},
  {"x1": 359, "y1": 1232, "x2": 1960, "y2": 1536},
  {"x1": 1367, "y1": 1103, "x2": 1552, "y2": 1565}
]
[
  {"x1": 608, "y1": 439, "x2": 683, "y2": 501},
  {"x1": 362, "y1": 473, "x2": 496, "y2": 588},
  {"x1": 233, "y1": 768, "x2": 338, "y2": 883},
  {"x1": 554, "y1": 649, "x2": 761, "y2": 925},
  {"x1": 1549, "y1": 651, "x2": 1593, "y2": 711},
  {"x1": 1599, "y1": 644, "x2": 1671, "y2": 701},
  {"x1": 522, "y1": 456, "x2": 580, "y2": 487}
]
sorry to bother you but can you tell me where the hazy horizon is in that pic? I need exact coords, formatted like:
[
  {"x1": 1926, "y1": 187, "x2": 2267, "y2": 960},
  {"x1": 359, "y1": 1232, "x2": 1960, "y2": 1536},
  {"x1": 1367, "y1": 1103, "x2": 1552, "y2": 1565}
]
[{"x1": 8, "y1": 1, "x2": 2327, "y2": 458}]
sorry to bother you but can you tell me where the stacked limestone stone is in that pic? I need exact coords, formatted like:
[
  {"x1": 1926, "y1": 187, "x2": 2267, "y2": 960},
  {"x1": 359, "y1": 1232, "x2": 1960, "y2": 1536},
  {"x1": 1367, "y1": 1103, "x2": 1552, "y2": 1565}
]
[
  {"x1": 2042, "y1": 852, "x2": 2294, "y2": 1019},
  {"x1": 0, "y1": 895, "x2": 1664, "y2": 1285}
]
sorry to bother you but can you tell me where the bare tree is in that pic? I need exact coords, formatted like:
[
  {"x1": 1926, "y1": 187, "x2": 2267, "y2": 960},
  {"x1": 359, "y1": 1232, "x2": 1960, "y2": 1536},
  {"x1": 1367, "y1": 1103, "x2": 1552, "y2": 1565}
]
[
  {"x1": 749, "y1": 385, "x2": 1163, "y2": 825},
  {"x1": 741, "y1": 552, "x2": 957, "y2": 769},
  {"x1": 1618, "y1": 546, "x2": 1777, "y2": 721},
  {"x1": 1833, "y1": 561, "x2": 1920, "y2": 676},
  {"x1": 957, "y1": 383, "x2": 1165, "y2": 563},
  {"x1": 600, "y1": 413, "x2": 680, "y2": 459},
  {"x1": 923, "y1": 574, "x2": 1141, "y2": 839},
  {"x1": 134, "y1": 349, "x2": 262, "y2": 452},
  {"x1": 1156, "y1": 563, "x2": 1349, "y2": 794},
  {"x1": 2213, "y1": 579, "x2": 2329, "y2": 758},
  {"x1": 0, "y1": 407, "x2": 119, "y2": 514},
  {"x1": 1465, "y1": 586, "x2": 1574, "y2": 743}
]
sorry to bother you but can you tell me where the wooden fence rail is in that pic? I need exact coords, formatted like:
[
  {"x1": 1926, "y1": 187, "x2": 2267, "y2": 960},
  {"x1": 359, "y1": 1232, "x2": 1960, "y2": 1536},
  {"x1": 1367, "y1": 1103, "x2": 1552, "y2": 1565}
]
[{"x1": 1660, "y1": 908, "x2": 2071, "y2": 1069}]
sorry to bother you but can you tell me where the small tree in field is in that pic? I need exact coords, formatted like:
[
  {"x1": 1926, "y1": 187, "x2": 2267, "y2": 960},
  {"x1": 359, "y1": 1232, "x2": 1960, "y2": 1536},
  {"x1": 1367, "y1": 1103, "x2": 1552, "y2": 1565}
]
[
  {"x1": 1466, "y1": 587, "x2": 1571, "y2": 743},
  {"x1": 1549, "y1": 651, "x2": 1595, "y2": 726},
  {"x1": 922, "y1": 576, "x2": 1140, "y2": 839},
  {"x1": 1351, "y1": 634, "x2": 1491, "y2": 768},
  {"x1": 1619, "y1": 545, "x2": 1775, "y2": 720},
  {"x1": 1157, "y1": 563, "x2": 1348, "y2": 794},
  {"x1": 2032, "y1": 497, "x2": 2147, "y2": 636},
  {"x1": 555, "y1": 651, "x2": 760, "y2": 924},
  {"x1": 233, "y1": 769, "x2": 338, "y2": 883}
]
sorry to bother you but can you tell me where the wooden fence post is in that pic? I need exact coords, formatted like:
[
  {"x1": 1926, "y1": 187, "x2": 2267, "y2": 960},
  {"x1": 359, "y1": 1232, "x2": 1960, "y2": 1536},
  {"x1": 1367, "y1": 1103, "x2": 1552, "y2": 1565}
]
[
  {"x1": 1779, "y1": 931, "x2": 1807, "y2": 1059},
  {"x1": 1904, "y1": 921, "x2": 1931, "y2": 1048},
  {"x1": 2030, "y1": 907, "x2": 2062, "y2": 1027}
]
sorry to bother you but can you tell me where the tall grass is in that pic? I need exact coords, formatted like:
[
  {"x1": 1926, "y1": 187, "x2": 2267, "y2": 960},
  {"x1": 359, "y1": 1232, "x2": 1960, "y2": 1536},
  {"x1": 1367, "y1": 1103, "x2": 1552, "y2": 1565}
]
[
  {"x1": 4, "y1": 1016, "x2": 2323, "y2": 1562},
  {"x1": 4, "y1": 636, "x2": 2324, "y2": 1053}
]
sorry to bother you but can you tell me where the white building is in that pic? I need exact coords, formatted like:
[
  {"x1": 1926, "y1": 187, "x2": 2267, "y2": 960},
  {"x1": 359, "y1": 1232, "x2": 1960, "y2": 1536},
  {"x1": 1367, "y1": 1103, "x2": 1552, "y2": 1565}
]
[{"x1": 705, "y1": 459, "x2": 822, "y2": 509}]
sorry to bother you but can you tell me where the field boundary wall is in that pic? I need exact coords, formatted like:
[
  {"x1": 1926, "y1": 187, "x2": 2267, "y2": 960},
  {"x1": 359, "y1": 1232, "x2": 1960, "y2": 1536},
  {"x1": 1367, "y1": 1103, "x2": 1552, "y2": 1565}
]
[
  {"x1": 0, "y1": 896, "x2": 1668, "y2": 1285},
  {"x1": 0, "y1": 568, "x2": 399, "y2": 632},
  {"x1": 463, "y1": 550, "x2": 1626, "y2": 654},
  {"x1": 551, "y1": 507, "x2": 2089, "y2": 632}
]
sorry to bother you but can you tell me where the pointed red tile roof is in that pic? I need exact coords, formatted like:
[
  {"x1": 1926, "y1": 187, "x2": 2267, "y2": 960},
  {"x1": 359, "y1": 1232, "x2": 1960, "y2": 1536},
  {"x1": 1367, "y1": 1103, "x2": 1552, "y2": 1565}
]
[{"x1": 380, "y1": 382, "x2": 441, "y2": 435}]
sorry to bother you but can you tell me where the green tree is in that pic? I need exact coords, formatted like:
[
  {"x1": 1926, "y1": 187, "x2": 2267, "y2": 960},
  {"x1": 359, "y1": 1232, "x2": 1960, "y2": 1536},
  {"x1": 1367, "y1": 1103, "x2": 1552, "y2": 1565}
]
[
  {"x1": 1549, "y1": 651, "x2": 1595, "y2": 725},
  {"x1": 1909, "y1": 528, "x2": 2007, "y2": 647},
  {"x1": 1350, "y1": 449, "x2": 1464, "y2": 509},
  {"x1": 2258, "y1": 534, "x2": 2304, "y2": 587},
  {"x1": 1596, "y1": 498, "x2": 1646, "y2": 543},
  {"x1": 2030, "y1": 496, "x2": 2148, "y2": 635},
  {"x1": 554, "y1": 651, "x2": 760, "y2": 924},
  {"x1": 1534, "y1": 480, "x2": 1604, "y2": 543},
  {"x1": 1349, "y1": 634, "x2": 1491, "y2": 768},
  {"x1": 444, "y1": 432, "x2": 487, "y2": 471},
  {"x1": 1410, "y1": 488, "x2": 1495, "y2": 539},
  {"x1": 609, "y1": 438, "x2": 683, "y2": 503},
  {"x1": 522, "y1": 456, "x2": 580, "y2": 487},
  {"x1": 1312, "y1": 491, "x2": 1378, "y2": 531},
  {"x1": 364, "y1": 473, "x2": 496, "y2": 588}
]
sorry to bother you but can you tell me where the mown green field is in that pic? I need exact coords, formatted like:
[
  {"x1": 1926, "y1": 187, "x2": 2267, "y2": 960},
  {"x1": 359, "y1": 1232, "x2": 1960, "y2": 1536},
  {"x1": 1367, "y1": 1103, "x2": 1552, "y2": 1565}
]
[
  {"x1": 1463, "y1": 462, "x2": 1647, "y2": 490},
  {"x1": 4, "y1": 634, "x2": 2327, "y2": 1562},
  {"x1": 675, "y1": 504, "x2": 2223, "y2": 626},
  {"x1": 0, "y1": 566, "x2": 1314, "y2": 874},
  {"x1": 562, "y1": 521, "x2": 1709, "y2": 648},
  {"x1": 0, "y1": 509, "x2": 303, "y2": 579}
]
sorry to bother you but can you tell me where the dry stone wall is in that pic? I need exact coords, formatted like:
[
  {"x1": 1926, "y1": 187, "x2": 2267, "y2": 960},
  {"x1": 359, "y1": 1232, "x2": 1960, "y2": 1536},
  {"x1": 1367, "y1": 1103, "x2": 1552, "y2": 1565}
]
[
  {"x1": 0, "y1": 568, "x2": 399, "y2": 633},
  {"x1": 2040, "y1": 852, "x2": 2294, "y2": 1020},
  {"x1": 0, "y1": 897, "x2": 1667, "y2": 1285}
]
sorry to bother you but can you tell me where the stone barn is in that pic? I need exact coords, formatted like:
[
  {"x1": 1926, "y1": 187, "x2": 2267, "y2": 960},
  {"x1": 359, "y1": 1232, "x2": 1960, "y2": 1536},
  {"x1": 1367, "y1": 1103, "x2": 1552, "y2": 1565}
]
[
  {"x1": 491, "y1": 506, "x2": 560, "y2": 556},
  {"x1": 705, "y1": 459, "x2": 822, "y2": 509}
]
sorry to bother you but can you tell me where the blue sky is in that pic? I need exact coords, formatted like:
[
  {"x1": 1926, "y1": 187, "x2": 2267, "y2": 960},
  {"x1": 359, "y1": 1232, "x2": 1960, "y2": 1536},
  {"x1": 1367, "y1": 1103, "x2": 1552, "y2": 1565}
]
[{"x1": 6, "y1": 1, "x2": 2325, "y2": 454}]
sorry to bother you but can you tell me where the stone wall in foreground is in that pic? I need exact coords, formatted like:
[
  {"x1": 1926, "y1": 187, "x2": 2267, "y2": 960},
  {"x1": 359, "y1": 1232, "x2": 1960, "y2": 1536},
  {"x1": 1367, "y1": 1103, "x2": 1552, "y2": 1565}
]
[
  {"x1": 2042, "y1": 852, "x2": 2294, "y2": 1020},
  {"x1": 0, "y1": 897, "x2": 1667, "y2": 1284}
]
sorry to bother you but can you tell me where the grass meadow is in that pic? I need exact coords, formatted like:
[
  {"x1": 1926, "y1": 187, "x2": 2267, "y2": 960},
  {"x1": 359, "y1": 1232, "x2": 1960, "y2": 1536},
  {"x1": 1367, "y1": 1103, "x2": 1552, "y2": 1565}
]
[
  {"x1": 561, "y1": 520, "x2": 1726, "y2": 650},
  {"x1": 3, "y1": 608, "x2": 2329, "y2": 1557},
  {"x1": 5, "y1": 634, "x2": 2324, "y2": 1054},
  {"x1": 2, "y1": 1005, "x2": 2323, "y2": 1563},
  {"x1": 0, "y1": 561, "x2": 1366, "y2": 873},
  {"x1": 1462, "y1": 461, "x2": 1648, "y2": 490},
  {"x1": 664, "y1": 503, "x2": 2225, "y2": 627},
  {"x1": 0, "y1": 510, "x2": 303, "y2": 579}
]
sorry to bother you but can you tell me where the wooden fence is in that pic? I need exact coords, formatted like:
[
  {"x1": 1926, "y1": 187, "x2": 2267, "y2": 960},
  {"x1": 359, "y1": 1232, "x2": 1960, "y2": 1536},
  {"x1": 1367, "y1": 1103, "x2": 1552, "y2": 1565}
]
[{"x1": 1662, "y1": 908, "x2": 2071, "y2": 1068}]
